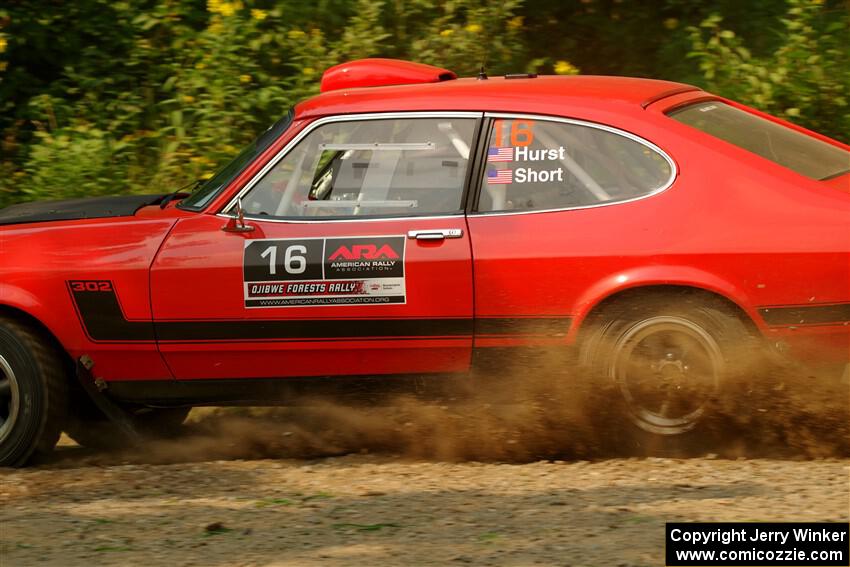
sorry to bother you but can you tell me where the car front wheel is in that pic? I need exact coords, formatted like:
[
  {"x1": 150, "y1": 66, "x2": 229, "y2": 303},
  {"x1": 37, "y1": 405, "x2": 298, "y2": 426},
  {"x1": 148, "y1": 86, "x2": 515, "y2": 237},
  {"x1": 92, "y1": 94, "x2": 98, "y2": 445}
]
[{"x1": 0, "y1": 316, "x2": 67, "y2": 467}]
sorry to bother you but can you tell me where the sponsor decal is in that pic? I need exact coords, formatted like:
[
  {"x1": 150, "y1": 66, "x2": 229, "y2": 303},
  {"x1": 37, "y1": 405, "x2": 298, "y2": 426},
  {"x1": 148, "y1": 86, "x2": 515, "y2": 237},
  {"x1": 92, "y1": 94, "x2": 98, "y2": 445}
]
[
  {"x1": 243, "y1": 236, "x2": 406, "y2": 307},
  {"x1": 488, "y1": 119, "x2": 568, "y2": 185},
  {"x1": 487, "y1": 166, "x2": 564, "y2": 184},
  {"x1": 514, "y1": 145, "x2": 567, "y2": 162},
  {"x1": 487, "y1": 145, "x2": 569, "y2": 164},
  {"x1": 514, "y1": 167, "x2": 564, "y2": 183}
]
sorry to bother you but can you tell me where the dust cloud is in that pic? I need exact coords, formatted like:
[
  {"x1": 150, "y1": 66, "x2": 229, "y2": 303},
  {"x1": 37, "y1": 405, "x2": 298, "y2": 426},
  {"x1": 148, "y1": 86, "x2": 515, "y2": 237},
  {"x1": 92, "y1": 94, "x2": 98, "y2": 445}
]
[{"x1": 57, "y1": 348, "x2": 849, "y2": 466}]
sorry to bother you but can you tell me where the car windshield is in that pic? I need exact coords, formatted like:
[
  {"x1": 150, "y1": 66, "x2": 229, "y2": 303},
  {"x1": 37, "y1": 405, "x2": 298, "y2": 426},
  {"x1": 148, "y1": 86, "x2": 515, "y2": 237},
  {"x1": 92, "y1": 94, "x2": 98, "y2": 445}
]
[
  {"x1": 668, "y1": 102, "x2": 849, "y2": 181},
  {"x1": 178, "y1": 110, "x2": 294, "y2": 210}
]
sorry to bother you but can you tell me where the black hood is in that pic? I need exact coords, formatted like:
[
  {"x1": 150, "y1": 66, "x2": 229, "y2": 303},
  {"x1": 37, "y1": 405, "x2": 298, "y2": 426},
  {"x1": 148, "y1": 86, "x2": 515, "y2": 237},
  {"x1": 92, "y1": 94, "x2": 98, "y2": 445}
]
[{"x1": 0, "y1": 194, "x2": 168, "y2": 226}]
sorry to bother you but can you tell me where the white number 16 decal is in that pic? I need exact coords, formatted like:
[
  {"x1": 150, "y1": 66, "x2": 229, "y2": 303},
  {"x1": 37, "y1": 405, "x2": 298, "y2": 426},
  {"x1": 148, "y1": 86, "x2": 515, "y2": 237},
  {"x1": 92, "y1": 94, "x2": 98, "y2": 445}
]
[
  {"x1": 284, "y1": 245, "x2": 307, "y2": 274},
  {"x1": 260, "y1": 244, "x2": 307, "y2": 275}
]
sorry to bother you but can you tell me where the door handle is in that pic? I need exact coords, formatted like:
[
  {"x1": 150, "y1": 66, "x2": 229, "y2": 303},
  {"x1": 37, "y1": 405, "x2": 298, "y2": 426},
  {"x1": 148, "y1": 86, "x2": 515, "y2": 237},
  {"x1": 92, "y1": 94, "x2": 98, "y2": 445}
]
[{"x1": 407, "y1": 228, "x2": 464, "y2": 240}]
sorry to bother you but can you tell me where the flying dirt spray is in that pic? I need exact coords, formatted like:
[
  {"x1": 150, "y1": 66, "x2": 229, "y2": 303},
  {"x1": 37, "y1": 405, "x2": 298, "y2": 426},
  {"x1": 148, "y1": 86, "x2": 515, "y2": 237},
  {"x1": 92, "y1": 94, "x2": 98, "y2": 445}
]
[{"x1": 57, "y1": 348, "x2": 850, "y2": 466}]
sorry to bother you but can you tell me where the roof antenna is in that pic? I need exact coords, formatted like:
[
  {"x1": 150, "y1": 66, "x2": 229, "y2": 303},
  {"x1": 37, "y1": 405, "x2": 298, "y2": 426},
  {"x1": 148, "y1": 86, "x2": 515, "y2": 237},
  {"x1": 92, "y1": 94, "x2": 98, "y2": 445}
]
[{"x1": 477, "y1": 64, "x2": 488, "y2": 81}]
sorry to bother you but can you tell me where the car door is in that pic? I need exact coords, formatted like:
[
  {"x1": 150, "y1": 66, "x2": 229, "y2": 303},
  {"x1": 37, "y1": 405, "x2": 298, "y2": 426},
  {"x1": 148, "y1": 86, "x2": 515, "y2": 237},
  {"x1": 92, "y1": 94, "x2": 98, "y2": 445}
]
[{"x1": 150, "y1": 112, "x2": 480, "y2": 380}]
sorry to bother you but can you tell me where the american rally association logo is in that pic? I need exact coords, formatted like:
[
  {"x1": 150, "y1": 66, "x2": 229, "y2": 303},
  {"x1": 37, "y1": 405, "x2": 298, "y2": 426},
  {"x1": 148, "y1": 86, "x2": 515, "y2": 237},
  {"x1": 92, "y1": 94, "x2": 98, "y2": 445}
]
[{"x1": 328, "y1": 243, "x2": 399, "y2": 261}]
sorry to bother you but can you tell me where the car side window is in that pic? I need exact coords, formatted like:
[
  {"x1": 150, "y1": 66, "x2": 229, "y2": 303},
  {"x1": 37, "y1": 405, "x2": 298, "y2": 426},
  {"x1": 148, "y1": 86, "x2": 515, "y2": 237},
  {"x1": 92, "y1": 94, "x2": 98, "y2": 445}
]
[
  {"x1": 241, "y1": 117, "x2": 476, "y2": 218},
  {"x1": 477, "y1": 118, "x2": 674, "y2": 212}
]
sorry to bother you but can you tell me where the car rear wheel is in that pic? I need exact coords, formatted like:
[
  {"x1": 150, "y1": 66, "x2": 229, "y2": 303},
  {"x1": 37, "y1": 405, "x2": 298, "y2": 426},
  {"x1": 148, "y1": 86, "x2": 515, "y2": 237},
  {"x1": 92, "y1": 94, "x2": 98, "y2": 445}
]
[
  {"x1": 0, "y1": 316, "x2": 68, "y2": 467},
  {"x1": 581, "y1": 296, "x2": 755, "y2": 451}
]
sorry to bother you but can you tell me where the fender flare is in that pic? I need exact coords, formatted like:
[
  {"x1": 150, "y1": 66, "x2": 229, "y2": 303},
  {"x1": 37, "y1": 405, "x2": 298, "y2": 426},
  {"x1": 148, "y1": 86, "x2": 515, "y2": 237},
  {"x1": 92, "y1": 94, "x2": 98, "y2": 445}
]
[
  {"x1": 0, "y1": 283, "x2": 74, "y2": 353},
  {"x1": 568, "y1": 265, "x2": 764, "y2": 341}
]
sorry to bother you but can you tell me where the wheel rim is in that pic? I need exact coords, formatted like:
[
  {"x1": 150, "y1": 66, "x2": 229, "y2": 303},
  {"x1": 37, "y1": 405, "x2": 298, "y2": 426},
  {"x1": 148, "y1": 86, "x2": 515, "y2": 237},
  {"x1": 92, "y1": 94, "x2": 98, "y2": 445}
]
[
  {"x1": 610, "y1": 316, "x2": 723, "y2": 435},
  {"x1": 0, "y1": 355, "x2": 21, "y2": 445}
]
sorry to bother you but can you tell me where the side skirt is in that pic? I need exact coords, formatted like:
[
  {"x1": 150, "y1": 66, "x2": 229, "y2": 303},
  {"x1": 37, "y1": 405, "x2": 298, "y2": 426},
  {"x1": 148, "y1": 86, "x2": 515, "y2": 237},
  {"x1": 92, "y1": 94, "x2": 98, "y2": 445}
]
[
  {"x1": 106, "y1": 373, "x2": 474, "y2": 407},
  {"x1": 105, "y1": 347, "x2": 576, "y2": 407}
]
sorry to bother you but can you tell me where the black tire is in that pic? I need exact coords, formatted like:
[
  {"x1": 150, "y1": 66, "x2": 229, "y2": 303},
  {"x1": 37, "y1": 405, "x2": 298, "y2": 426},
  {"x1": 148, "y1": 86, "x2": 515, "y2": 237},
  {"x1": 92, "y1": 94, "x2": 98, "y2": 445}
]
[
  {"x1": 65, "y1": 396, "x2": 190, "y2": 450},
  {"x1": 580, "y1": 295, "x2": 757, "y2": 454},
  {"x1": 0, "y1": 316, "x2": 68, "y2": 467}
]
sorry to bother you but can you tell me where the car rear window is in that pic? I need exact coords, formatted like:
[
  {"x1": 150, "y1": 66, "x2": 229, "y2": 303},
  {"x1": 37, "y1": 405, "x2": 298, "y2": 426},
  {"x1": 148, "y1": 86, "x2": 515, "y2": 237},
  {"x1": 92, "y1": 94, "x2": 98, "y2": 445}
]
[
  {"x1": 477, "y1": 117, "x2": 674, "y2": 213},
  {"x1": 668, "y1": 102, "x2": 849, "y2": 181}
]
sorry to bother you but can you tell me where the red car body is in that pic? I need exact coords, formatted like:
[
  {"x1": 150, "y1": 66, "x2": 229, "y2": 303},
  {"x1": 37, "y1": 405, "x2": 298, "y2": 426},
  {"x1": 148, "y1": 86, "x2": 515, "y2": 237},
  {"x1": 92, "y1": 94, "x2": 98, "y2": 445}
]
[{"x1": 1, "y1": 59, "x2": 848, "y2": 407}]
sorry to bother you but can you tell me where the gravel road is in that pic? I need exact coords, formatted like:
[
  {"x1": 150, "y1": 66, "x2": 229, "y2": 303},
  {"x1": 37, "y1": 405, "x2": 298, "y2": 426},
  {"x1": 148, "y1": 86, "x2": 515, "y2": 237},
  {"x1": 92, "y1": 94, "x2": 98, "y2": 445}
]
[
  {"x1": 1, "y1": 369, "x2": 848, "y2": 567},
  {"x1": 2, "y1": 452, "x2": 848, "y2": 567}
]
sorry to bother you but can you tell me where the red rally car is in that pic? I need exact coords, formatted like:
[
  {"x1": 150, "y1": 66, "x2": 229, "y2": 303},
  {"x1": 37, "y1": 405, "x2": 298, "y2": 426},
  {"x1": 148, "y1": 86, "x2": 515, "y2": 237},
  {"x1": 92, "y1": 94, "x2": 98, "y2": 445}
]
[{"x1": 1, "y1": 59, "x2": 848, "y2": 466}]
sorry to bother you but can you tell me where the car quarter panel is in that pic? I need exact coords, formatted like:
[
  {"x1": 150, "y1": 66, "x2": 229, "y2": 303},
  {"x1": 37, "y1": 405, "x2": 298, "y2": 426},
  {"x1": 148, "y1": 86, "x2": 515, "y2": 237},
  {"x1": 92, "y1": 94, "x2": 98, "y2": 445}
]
[
  {"x1": 0, "y1": 215, "x2": 179, "y2": 381},
  {"x1": 468, "y1": 111, "x2": 850, "y2": 361}
]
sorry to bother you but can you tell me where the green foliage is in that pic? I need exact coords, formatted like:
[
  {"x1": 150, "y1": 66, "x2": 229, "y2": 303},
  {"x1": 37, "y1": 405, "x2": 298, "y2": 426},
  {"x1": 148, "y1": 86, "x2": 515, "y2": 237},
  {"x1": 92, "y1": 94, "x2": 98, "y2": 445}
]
[
  {"x1": 0, "y1": 0, "x2": 847, "y2": 208},
  {"x1": 686, "y1": 0, "x2": 849, "y2": 141},
  {"x1": 22, "y1": 126, "x2": 123, "y2": 201},
  {"x1": 0, "y1": 0, "x2": 525, "y2": 206},
  {"x1": 402, "y1": 0, "x2": 525, "y2": 74}
]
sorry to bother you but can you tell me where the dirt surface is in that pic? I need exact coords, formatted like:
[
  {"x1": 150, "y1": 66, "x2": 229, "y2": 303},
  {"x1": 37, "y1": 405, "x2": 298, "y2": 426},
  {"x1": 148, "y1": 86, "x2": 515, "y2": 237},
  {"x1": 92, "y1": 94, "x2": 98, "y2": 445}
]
[
  {"x1": 1, "y1": 450, "x2": 848, "y2": 567},
  {"x1": 2, "y1": 363, "x2": 848, "y2": 566}
]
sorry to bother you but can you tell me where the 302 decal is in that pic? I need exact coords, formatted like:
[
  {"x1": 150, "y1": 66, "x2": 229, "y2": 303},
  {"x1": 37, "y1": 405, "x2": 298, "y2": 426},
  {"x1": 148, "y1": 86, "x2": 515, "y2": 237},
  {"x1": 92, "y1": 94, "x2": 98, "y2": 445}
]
[{"x1": 68, "y1": 280, "x2": 114, "y2": 292}]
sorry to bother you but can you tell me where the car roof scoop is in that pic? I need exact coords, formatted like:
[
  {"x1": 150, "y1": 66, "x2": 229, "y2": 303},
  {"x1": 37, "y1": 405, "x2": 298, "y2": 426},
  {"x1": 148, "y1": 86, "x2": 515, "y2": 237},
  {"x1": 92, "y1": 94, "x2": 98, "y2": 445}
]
[{"x1": 320, "y1": 58, "x2": 456, "y2": 93}]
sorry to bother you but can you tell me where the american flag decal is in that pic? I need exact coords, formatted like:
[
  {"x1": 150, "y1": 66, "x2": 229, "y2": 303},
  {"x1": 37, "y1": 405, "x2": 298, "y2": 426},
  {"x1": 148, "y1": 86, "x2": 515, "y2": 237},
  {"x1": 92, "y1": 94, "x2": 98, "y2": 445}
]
[
  {"x1": 487, "y1": 169, "x2": 513, "y2": 184},
  {"x1": 487, "y1": 147, "x2": 514, "y2": 162}
]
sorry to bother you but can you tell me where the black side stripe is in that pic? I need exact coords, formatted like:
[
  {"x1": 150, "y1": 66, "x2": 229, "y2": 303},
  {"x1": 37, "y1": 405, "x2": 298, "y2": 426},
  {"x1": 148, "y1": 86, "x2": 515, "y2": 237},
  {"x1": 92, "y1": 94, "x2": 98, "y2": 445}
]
[
  {"x1": 475, "y1": 317, "x2": 571, "y2": 336},
  {"x1": 759, "y1": 303, "x2": 850, "y2": 326},
  {"x1": 156, "y1": 318, "x2": 473, "y2": 341},
  {"x1": 69, "y1": 285, "x2": 569, "y2": 342},
  {"x1": 70, "y1": 285, "x2": 155, "y2": 341}
]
